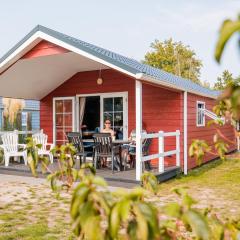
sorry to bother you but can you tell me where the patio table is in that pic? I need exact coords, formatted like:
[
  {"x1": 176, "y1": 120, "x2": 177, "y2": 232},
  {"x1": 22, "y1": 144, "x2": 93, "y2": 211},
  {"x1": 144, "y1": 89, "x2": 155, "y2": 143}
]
[{"x1": 83, "y1": 139, "x2": 131, "y2": 171}]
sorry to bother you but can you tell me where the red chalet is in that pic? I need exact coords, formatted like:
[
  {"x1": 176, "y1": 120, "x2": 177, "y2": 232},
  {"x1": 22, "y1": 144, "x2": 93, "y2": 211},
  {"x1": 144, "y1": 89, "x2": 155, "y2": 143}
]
[{"x1": 0, "y1": 26, "x2": 236, "y2": 181}]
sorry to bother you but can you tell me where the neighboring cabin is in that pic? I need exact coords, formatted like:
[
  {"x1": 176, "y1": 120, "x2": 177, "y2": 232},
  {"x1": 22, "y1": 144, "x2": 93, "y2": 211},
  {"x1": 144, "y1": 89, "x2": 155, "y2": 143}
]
[{"x1": 0, "y1": 98, "x2": 40, "y2": 131}]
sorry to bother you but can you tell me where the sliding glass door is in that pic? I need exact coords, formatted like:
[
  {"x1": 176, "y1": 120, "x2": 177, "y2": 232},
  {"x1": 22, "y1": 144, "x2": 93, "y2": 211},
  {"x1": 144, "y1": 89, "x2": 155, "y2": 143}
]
[
  {"x1": 101, "y1": 93, "x2": 128, "y2": 140},
  {"x1": 53, "y1": 97, "x2": 75, "y2": 145}
]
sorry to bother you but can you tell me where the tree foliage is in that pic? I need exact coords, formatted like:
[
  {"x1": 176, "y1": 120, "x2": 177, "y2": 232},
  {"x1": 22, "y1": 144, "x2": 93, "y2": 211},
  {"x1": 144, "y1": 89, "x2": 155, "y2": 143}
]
[
  {"x1": 143, "y1": 38, "x2": 202, "y2": 84},
  {"x1": 214, "y1": 70, "x2": 240, "y2": 90},
  {"x1": 2, "y1": 98, "x2": 25, "y2": 131}
]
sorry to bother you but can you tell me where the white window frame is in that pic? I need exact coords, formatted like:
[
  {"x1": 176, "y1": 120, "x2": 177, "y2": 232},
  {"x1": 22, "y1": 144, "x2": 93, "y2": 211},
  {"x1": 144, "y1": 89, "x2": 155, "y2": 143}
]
[
  {"x1": 196, "y1": 101, "x2": 206, "y2": 127},
  {"x1": 53, "y1": 97, "x2": 76, "y2": 145},
  {"x1": 76, "y1": 92, "x2": 128, "y2": 140}
]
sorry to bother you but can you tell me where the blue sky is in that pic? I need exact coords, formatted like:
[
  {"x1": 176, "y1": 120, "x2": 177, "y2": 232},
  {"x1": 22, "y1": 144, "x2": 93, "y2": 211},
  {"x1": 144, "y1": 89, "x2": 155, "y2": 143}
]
[{"x1": 0, "y1": 0, "x2": 239, "y2": 85}]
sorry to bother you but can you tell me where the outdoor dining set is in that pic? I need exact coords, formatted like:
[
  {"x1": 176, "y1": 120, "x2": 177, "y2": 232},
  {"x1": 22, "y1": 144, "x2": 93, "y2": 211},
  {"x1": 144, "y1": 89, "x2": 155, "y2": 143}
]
[{"x1": 0, "y1": 130, "x2": 153, "y2": 173}]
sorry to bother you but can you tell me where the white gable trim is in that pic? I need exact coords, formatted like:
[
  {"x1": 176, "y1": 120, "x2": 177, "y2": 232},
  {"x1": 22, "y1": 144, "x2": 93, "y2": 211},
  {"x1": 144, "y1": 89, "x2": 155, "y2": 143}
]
[
  {"x1": 0, "y1": 32, "x2": 42, "y2": 71},
  {"x1": 0, "y1": 31, "x2": 136, "y2": 79}
]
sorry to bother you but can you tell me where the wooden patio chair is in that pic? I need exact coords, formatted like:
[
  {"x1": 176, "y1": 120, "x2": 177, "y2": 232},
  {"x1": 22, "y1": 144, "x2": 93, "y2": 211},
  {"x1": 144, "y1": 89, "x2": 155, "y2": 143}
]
[
  {"x1": 93, "y1": 133, "x2": 121, "y2": 173},
  {"x1": 32, "y1": 131, "x2": 54, "y2": 163},
  {"x1": 128, "y1": 137, "x2": 152, "y2": 171},
  {"x1": 0, "y1": 130, "x2": 27, "y2": 167},
  {"x1": 67, "y1": 132, "x2": 92, "y2": 167}
]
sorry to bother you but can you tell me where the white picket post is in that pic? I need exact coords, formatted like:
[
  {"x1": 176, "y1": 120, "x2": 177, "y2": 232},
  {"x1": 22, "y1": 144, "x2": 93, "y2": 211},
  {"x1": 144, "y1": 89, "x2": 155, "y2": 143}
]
[
  {"x1": 176, "y1": 130, "x2": 180, "y2": 167},
  {"x1": 158, "y1": 131, "x2": 164, "y2": 173},
  {"x1": 135, "y1": 80, "x2": 142, "y2": 181}
]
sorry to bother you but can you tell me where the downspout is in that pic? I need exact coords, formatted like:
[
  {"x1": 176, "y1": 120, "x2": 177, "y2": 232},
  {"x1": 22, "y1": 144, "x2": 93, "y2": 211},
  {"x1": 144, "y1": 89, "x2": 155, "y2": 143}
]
[{"x1": 183, "y1": 91, "x2": 188, "y2": 175}]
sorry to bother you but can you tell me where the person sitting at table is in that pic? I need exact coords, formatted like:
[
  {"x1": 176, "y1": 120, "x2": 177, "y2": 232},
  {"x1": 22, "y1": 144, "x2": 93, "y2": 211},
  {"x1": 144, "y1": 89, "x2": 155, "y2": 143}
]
[
  {"x1": 101, "y1": 119, "x2": 115, "y2": 140},
  {"x1": 101, "y1": 119, "x2": 115, "y2": 167}
]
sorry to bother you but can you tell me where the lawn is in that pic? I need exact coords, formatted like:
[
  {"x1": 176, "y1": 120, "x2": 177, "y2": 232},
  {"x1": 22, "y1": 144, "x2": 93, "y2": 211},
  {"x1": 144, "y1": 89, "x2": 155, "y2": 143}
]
[
  {"x1": 0, "y1": 156, "x2": 240, "y2": 239},
  {"x1": 0, "y1": 177, "x2": 74, "y2": 240},
  {"x1": 158, "y1": 155, "x2": 240, "y2": 219}
]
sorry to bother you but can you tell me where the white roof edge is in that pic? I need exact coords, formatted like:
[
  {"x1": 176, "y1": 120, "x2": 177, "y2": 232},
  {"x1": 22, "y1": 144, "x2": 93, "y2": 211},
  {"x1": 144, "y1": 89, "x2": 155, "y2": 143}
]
[{"x1": 0, "y1": 30, "x2": 137, "y2": 80}]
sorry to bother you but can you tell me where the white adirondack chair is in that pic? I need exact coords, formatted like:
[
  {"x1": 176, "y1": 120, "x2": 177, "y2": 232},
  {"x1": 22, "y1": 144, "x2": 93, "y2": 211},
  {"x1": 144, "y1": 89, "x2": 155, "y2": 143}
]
[
  {"x1": 0, "y1": 131, "x2": 27, "y2": 167},
  {"x1": 32, "y1": 132, "x2": 54, "y2": 163}
]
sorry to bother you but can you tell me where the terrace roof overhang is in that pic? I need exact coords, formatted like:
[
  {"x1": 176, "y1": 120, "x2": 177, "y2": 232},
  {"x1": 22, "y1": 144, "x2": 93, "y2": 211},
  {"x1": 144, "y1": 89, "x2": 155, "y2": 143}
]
[
  {"x1": 0, "y1": 32, "x2": 114, "y2": 100},
  {"x1": 0, "y1": 25, "x2": 220, "y2": 100}
]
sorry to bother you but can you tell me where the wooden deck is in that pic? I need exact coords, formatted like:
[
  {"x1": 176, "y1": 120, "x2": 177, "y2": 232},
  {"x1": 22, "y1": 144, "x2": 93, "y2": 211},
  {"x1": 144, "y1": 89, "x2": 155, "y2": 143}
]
[{"x1": 0, "y1": 161, "x2": 181, "y2": 187}]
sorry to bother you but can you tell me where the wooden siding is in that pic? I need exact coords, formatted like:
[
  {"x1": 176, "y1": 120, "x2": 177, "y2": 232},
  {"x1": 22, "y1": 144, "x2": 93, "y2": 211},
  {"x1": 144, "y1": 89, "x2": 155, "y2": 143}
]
[
  {"x1": 40, "y1": 69, "x2": 183, "y2": 168},
  {"x1": 142, "y1": 84, "x2": 182, "y2": 167},
  {"x1": 40, "y1": 69, "x2": 135, "y2": 143},
  {"x1": 22, "y1": 40, "x2": 69, "y2": 59},
  {"x1": 187, "y1": 93, "x2": 236, "y2": 169}
]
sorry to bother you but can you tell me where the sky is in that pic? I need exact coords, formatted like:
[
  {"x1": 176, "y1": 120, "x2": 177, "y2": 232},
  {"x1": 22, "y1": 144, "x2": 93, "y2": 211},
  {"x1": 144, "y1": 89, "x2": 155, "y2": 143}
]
[{"x1": 0, "y1": 0, "x2": 239, "y2": 86}]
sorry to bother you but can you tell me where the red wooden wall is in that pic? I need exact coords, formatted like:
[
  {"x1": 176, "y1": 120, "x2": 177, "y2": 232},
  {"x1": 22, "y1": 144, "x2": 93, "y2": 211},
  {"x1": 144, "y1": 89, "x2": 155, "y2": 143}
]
[
  {"x1": 41, "y1": 69, "x2": 135, "y2": 142},
  {"x1": 22, "y1": 40, "x2": 69, "y2": 59},
  {"x1": 142, "y1": 84, "x2": 183, "y2": 167},
  {"x1": 40, "y1": 69, "x2": 183, "y2": 168},
  {"x1": 187, "y1": 93, "x2": 236, "y2": 169}
]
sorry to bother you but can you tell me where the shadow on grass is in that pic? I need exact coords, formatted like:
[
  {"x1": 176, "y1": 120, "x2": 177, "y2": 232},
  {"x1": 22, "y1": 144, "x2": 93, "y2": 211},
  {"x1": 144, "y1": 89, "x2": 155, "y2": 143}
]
[{"x1": 174, "y1": 158, "x2": 224, "y2": 181}]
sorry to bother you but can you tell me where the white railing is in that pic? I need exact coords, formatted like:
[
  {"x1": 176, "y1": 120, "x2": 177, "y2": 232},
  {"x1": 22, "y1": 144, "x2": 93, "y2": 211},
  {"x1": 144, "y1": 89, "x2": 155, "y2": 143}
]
[
  {"x1": 141, "y1": 130, "x2": 180, "y2": 173},
  {"x1": 201, "y1": 108, "x2": 225, "y2": 123}
]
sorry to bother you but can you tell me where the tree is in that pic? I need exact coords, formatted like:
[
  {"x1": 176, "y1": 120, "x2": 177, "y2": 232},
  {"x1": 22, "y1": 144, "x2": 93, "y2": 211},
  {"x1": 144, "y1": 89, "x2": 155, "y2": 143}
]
[
  {"x1": 2, "y1": 98, "x2": 25, "y2": 131},
  {"x1": 213, "y1": 70, "x2": 239, "y2": 90},
  {"x1": 143, "y1": 38, "x2": 202, "y2": 84},
  {"x1": 202, "y1": 80, "x2": 211, "y2": 89}
]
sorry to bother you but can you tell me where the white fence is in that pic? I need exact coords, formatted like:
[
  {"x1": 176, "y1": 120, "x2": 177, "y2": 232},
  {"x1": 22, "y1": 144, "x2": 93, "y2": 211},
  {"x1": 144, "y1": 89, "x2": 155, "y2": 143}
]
[{"x1": 141, "y1": 130, "x2": 180, "y2": 173}]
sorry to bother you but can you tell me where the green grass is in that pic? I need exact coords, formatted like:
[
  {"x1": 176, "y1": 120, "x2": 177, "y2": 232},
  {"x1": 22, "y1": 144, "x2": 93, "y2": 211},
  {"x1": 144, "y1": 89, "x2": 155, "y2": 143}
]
[
  {"x1": 0, "y1": 184, "x2": 73, "y2": 240},
  {"x1": 158, "y1": 157, "x2": 240, "y2": 218}
]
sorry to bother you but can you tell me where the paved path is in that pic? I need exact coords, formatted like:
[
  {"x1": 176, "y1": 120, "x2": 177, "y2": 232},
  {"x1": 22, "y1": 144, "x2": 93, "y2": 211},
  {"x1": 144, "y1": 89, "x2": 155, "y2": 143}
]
[{"x1": 0, "y1": 174, "x2": 48, "y2": 185}]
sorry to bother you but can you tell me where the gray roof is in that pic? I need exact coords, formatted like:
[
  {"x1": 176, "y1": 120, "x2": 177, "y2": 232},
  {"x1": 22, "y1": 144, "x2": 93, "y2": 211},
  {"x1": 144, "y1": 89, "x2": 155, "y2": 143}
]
[{"x1": 0, "y1": 25, "x2": 220, "y2": 98}]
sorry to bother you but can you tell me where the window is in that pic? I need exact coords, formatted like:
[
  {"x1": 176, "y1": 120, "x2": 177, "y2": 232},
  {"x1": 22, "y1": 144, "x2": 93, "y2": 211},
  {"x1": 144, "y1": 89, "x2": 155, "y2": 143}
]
[
  {"x1": 22, "y1": 112, "x2": 28, "y2": 128},
  {"x1": 103, "y1": 97, "x2": 124, "y2": 139},
  {"x1": 54, "y1": 97, "x2": 75, "y2": 145},
  {"x1": 196, "y1": 101, "x2": 205, "y2": 127}
]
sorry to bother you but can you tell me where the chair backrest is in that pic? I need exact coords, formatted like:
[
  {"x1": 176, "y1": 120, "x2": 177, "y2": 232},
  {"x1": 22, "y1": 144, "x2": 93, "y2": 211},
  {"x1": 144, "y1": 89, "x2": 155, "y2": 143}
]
[
  {"x1": 142, "y1": 135, "x2": 153, "y2": 156},
  {"x1": 67, "y1": 132, "x2": 84, "y2": 153},
  {"x1": 33, "y1": 132, "x2": 48, "y2": 151},
  {"x1": 1, "y1": 131, "x2": 19, "y2": 152},
  {"x1": 93, "y1": 133, "x2": 112, "y2": 155}
]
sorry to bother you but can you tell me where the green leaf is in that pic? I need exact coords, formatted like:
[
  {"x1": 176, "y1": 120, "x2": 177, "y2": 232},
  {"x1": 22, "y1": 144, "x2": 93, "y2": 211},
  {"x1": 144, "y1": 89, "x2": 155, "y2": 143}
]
[
  {"x1": 182, "y1": 209, "x2": 210, "y2": 240},
  {"x1": 215, "y1": 18, "x2": 240, "y2": 62},
  {"x1": 183, "y1": 194, "x2": 197, "y2": 209},
  {"x1": 109, "y1": 203, "x2": 121, "y2": 238},
  {"x1": 133, "y1": 204, "x2": 148, "y2": 240},
  {"x1": 164, "y1": 202, "x2": 181, "y2": 218},
  {"x1": 119, "y1": 199, "x2": 131, "y2": 221},
  {"x1": 92, "y1": 176, "x2": 107, "y2": 187}
]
